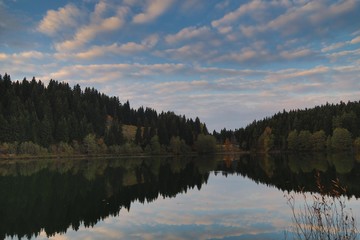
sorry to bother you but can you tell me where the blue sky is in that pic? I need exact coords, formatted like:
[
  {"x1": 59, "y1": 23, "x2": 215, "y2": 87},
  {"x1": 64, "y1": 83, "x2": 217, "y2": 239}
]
[{"x1": 1, "y1": 0, "x2": 360, "y2": 130}]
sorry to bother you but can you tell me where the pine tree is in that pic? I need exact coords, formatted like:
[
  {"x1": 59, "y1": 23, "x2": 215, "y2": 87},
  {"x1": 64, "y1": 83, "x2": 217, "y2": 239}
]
[{"x1": 135, "y1": 125, "x2": 142, "y2": 145}]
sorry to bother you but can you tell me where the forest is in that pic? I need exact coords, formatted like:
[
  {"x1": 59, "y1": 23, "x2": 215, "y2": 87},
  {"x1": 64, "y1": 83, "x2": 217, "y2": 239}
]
[
  {"x1": 214, "y1": 100, "x2": 360, "y2": 153},
  {"x1": 0, "y1": 73, "x2": 215, "y2": 156},
  {"x1": 1, "y1": 73, "x2": 359, "y2": 156}
]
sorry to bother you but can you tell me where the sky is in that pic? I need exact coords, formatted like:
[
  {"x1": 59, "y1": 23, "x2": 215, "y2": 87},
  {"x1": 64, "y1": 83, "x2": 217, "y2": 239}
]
[{"x1": 0, "y1": 0, "x2": 360, "y2": 131}]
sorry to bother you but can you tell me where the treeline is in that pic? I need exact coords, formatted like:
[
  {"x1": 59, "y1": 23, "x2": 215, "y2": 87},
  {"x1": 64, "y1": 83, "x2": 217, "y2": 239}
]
[
  {"x1": 0, "y1": 73, "x2": 215, "y2": 156},
  {"x1": 214, "y1": 100, "x2": 360, "y2": 152}
]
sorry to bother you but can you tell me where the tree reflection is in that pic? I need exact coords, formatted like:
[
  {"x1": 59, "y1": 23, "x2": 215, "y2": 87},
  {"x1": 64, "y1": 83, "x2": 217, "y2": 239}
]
[
  {"x1": 222, "y1": 153, "x2": 360, "y2": 198},
  {"x1": 0, "y1": 157, "x2": 215, "y2": 239},
  {"x1": 0, "y1": 153, "x2": 359, "y2": 239}
]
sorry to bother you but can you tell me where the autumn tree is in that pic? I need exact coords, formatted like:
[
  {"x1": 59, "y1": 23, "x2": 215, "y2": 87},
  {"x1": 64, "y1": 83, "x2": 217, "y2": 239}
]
[{"x1": 257, "y1": 127, "x2": 274, "y2": 152}]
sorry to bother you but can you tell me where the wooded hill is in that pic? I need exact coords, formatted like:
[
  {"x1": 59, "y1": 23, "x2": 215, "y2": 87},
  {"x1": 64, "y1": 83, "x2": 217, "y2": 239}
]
[
  {"x1": 214, "y1": 100, "x2": 360, "y2": 152},
  {"x1": 0, "y1": 73, "x2": 212, "y2": 155}
]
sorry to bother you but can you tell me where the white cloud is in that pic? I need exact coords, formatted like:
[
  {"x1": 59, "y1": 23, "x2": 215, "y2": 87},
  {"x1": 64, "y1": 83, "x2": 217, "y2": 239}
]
[
  {"x1": 160, "y1": 43, "x2": 218, "y2": 63},
  {"x1": 46, "y1": 62, "x2": 187, "y2": 84},
  {"x1": 327, "y1": 48, "x2": 360, "y2": 59},
  {"x1": 132, "y1": 0, "x2": 174, "y2": 24},
  {"x1": 214, "y1": 47, "x2": 271, "y2": 63},
  {"x1": 71, "y1": 34, "x2": 158, "y2": 59},
  {"x1": 310, "y1": 0, "x2": 358, "y2": 24},
  {"x1": 321, "y1": 35, "x2": 360, "y2": 53},
  {"x1": 0, "y1": 51, "x2": 46, "y2": 60},
  {"x1": 15, "y1": 51, "x2": 45, "y2": 59},
  {"x1": 211, "y1": 0, "x2": 267, "y2": 28},
  {"x1": 214, "y1": 0, "x2": 359, "y2": 43},
  {"x1": 280, "y1": 48, "x2": 313, "y2": 60},
  {"x1": 321, "y1": 42, "x2": 346, "y2": 52},
  {"x1": 268, "y1": 2, "x2": 322, "y2": 30},
  {"x1": 55, "y1": 6, "x2": 128, "y2": 52},
  {"x1": 215, "y1": 0, "x2": 230, "y2": 10},
  {"x1": 217, "y1": 26, "x2": 232, "y2": 35},
  {"x1": 350, "y1": 36, "x2": 360, "y2": 44},
  {"x1": 165, "y1": 26, "x2": 210, "y2": 44},
  {"x1": 0, "y1": 53, "x2": 6, "y2": 60},
  {"x1": 37, "y1": 4, "x2": 82, "y2": 36},
  {"x1": 266, "y1": 66, "x2": 330, "y2": 83},
  {"x1": 92, "y1": 1, "x2": 108, "y2": 22}
]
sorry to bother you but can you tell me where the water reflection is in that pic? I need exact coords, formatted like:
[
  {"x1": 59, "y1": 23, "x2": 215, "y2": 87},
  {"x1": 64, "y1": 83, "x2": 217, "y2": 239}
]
[
  {"x1": 231, "y1": 153, "x2": 360, "y2": 198},
  {"x1": 0, "y1": 153, "x2": 359, "y2": 239},
  {"x1": 0, "y1": 157, "x2": 215, "y2": 239}
]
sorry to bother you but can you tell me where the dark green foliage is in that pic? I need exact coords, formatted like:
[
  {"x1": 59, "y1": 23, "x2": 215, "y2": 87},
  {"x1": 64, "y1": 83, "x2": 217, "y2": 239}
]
[
  {"x1": 215, "y1": 100, "x2": 360, "y2": 152},
  {"x1": 170, "y1": 136, "x2": 190, "y2": 154},
  {"x1": 104, "y1": 120, "x2": 124, "y2": 146},
  {"x1": 195, "y1": 134, "x2": 217, "y2": 154},
  {"x1": 310, "y1": 130, "x2": 326, "y2": 151},
  {"x1": 0, "y1": 74, "x2": 208, "y2": 152},
  {"x1": 287, "y1": 130, "x2": 298, "y2": 151},
  {"x1": 331, "y1": 128, "x2": 352, "y2": 151},
  {"x1": 297, "y1": 130, "x2": 312, "y2": 151}
]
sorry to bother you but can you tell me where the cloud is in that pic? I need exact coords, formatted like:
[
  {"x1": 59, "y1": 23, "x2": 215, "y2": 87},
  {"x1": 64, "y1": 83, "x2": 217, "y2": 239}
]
[
  {"x1": 264, "y1": 65, "x2": 332, "y2": 85},
  {"x1": 309, "y1": 0, "x2": 358, "y2": 24},
  {"x1": 67, "y1": 34, "x2": 158, "y2": 60},
  {"x1": 54, "y1": 5, "x2": 128, "y2": 52},
  {"x1": 160, "y1": 43, "x2": 218, "y2": 63},
  {"x1": 0, "y1": 53, "x2": 6, "y2": 60},
  {"x1": 280, "y1": 48, "x2": 313, "y2": 60},
  {"x1": 132, "y1": 0, "x2": 174, "y2": 24},
  {"x1": 217, "y1": 26, "x2": 232, "y2": 35},
  {"x1": 211, "y1": 0, "x2": 267, "y2": 28},
  {"x1": 213, "y1": 47, "x2": 271, "y2": 64},
  {"x1": 0, "y1": 51, "x2": 46, "y2": 60},
  {"x1": 321, "y1": 42, "x2": 346, "y2": 52},
  {"x1": 213, "y1": 0, "x2": 360, "y2": 42},
  {"x1": 266, "y1": 2, "x2": 322, "y2": 34},
  {"x1": 15, "y1": 51, "x2": 46, "y2": 59},
  {"x1": 37, "y1": 4, "x2": 82, "y2": 36},
  {"x1": 165, "y1": 26, "x2": 210, "y2": 44},
  {"x1": 268, "y1": 1, "x2": 359, "y2": 37},
  {"x1": 327, "y1": 48, "x2": 360, "y2": 60},
  {"x1": 350, "y1": 36, "x2": 360, "y2": 44},
  {"x1": 46, "y1": 62, "x2": 187, "y2": 84},
  {"x1": 215, "y1": 0, "x2": 230, "y2": 10}
]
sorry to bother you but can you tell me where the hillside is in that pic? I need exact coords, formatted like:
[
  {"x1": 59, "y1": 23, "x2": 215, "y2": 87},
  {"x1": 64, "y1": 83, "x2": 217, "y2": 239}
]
[
  {"x1": 0, "y1": 73, "x2": 212, "y2": 155},
  {"x1": 214, "y1": 100, "x2": 360, "y2": 152}
]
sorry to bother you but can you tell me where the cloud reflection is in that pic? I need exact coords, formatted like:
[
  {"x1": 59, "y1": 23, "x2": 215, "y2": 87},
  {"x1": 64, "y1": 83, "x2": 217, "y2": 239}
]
[{"x1": 43, "y1": 174, "x2": 292, "y2": 240}]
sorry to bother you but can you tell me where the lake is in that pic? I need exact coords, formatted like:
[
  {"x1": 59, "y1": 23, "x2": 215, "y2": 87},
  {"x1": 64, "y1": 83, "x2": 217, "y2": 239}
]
[{"x1": 1, "y1": 153, "x2": 360, "y2": 239}]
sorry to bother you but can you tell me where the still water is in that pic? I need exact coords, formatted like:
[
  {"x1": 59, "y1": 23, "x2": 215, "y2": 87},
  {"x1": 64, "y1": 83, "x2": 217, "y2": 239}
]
[{"x1": 1, "y1": 154, "x2": 360, "y2": 239}]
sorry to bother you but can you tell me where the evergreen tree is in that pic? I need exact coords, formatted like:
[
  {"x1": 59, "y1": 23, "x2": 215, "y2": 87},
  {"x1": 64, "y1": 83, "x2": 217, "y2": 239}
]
[
  {"x1": 38, "y1": 115, "x2": 53, "y2": 147},
  {"x1": 135, "y1": 125, "x2": 142, "y2": 145},
  {"x1": 55, "y1": 118, "x2": 69, "y2": 143},
  {"x1": 0, "y1": 73, "x2": 211, "y2": 152}
]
